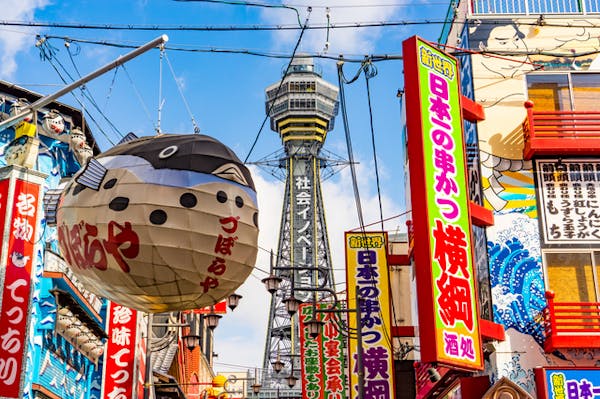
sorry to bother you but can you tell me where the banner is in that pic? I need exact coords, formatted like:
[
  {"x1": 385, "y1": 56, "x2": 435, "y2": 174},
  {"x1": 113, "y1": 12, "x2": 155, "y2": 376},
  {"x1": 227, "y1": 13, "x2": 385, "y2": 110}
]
[
  {"x1": 102, "y1": 302, "x2": 139, "y2": 399},
  {"x1": 403, "y1": 36, "x2": 483, "y2": 370},
  {"x1": 345, "y1": 231, "x2": 394, "y2": 399},
  {"x1": 299, "y1": 303, "x2": 347, "y2": 399},
  {"x1": 0, "y1": 177, "x2": 41, "y2": 399}
]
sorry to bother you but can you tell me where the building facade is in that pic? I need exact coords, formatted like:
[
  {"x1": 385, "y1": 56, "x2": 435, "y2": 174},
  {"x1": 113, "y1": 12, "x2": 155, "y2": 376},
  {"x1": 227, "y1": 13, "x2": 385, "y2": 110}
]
[
  {"x1": 0, "y1": 81, "x2": 104, "y2": 399},
  {"x1": 407, "y1": 0, "x2": 600, "y2": 397}
]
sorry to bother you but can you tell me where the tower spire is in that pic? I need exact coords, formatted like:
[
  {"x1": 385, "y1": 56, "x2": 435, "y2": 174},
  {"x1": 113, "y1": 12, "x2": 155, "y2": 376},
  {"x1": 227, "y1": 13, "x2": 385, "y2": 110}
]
[{"x1": 261, "y1": 55, "x2": 339, "y2": 394}]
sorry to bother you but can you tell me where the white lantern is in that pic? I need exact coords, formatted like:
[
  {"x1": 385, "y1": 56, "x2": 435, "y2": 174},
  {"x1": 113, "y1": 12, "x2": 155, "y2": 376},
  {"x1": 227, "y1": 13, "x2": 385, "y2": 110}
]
[
  {"x1": 41, "y1": 109, "x2": 66, "y2": 138},
  {"x1": 56, "y1": 134, "x2": 259, "y2": 313}
]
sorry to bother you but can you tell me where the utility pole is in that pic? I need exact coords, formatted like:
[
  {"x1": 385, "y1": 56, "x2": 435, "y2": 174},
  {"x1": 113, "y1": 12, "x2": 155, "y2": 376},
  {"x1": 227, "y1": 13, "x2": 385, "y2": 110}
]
[{"x1": 0, "y1": 34, "x2": 169, "y2": 132}]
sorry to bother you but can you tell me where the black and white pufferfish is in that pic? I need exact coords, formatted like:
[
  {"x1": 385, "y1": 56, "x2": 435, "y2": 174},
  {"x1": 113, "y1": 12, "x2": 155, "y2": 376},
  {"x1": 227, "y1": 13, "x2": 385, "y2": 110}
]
[{"x1": 56, "y1": 133, "x2": 259, "y2": 313}]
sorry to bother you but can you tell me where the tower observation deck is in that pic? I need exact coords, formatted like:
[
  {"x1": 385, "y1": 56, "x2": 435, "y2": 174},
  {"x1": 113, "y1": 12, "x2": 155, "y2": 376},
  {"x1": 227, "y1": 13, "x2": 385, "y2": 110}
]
[{"x1": 261, "y1": 55, "x2": 339, "y2": 395}]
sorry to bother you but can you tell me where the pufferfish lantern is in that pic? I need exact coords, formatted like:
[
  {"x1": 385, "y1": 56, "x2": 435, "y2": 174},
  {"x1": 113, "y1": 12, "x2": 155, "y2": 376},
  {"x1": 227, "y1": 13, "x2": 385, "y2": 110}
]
[{"x1": 56, "y1": 134, "x2": 259, "y2": 313}]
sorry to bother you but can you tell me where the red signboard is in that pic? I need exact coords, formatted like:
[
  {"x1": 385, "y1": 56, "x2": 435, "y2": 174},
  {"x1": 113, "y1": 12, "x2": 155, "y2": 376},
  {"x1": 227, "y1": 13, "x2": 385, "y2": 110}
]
[
  {"x1": 194, "y1": 300, "x2": 227, "y2": 314},
  {"x1": 299, "y1": 303, "x2": 347, "y2": 399},
  {"x1": 102, "y1": 302, "x2": 138, "y2": 399},
  {"x1": 0, "y1": 178, "x2": 40, "y2": 398},
  {"x1": 402, "y1": 36, "x2": 483, "y2": 369}
]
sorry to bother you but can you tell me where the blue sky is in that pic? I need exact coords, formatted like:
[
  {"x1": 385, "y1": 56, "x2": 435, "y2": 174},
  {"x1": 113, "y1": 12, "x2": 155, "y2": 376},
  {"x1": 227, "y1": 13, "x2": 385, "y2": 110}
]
[{"x1": 1, "y1": 0, "x2": 450, "y2": 376}]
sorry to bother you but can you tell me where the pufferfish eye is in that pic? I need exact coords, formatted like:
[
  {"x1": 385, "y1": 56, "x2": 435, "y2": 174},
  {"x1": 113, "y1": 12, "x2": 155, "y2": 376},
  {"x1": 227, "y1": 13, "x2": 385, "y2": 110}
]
[{"x1": 212, "y1": 163, "x2": 249, "y2": 186}]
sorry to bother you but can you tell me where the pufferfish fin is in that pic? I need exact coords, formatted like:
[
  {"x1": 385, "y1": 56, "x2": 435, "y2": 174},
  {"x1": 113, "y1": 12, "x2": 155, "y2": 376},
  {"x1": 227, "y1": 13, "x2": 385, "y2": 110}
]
[
  {"x1": 75, "y1": 158, "x2": 107, "y2": 191},
  {"x1": 117, "y1": 132, "x2": 138, "y2": 145},
  {"x1": 212, "y1": 163, "x2": 249, "y2": 186}
]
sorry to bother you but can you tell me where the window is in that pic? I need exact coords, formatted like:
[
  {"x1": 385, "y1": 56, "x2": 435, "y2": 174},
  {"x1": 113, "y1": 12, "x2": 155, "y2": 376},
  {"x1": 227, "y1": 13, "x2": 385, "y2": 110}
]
[
  {"x1": 544, "y1": 251, "x2": 600, "y2": 303},
  {"x1": 527, "y1": 72, "x2": 600, "y2": 111}
]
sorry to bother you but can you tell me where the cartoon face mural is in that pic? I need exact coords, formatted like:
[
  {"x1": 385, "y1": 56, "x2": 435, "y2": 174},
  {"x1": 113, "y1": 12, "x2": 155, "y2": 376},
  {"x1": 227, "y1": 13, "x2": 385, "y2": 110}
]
[{"x1": 56, "y1": 134, "x2": 259, "y2": 313}]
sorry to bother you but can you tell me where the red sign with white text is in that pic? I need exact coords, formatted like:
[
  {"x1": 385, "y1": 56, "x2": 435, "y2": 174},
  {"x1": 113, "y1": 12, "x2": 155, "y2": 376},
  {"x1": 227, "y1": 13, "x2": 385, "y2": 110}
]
[
  {"x1": 194, "y1": 300, "x2": 227, "y2": 314},
  {"x1": 0, "y1": 178, "x2": 40, "y2": 398},
  {"x1": 102, "y1": 302, "x2": 138, "y2": 399}
]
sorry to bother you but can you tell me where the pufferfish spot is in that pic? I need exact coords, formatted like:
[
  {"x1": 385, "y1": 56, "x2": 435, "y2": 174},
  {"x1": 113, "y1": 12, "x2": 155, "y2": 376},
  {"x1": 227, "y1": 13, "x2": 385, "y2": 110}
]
[
  {"x1": 235, "y1": 196, "x2": 244, "y2": 208},
  {"x1": 103, "y1": 178, "x2": 117, "y2": 189},
  {"x1": 150, "y1": 209, "x2": 168, "y2": 225},
  {"x1": 216, "y1": 191, "x2": 228, "y2": 203},
  {"x1": 109, "y1": 197, "x2": 130, "y2": 211},
  {"x1": 180, "y1": 193, "x2": 197, "y2": 208}
]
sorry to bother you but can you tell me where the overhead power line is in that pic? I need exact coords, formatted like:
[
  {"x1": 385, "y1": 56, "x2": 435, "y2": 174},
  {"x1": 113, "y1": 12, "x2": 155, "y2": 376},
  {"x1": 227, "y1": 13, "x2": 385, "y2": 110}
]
[{"x1": 1, "y1": 18, "x2": 598, "y2": 32}]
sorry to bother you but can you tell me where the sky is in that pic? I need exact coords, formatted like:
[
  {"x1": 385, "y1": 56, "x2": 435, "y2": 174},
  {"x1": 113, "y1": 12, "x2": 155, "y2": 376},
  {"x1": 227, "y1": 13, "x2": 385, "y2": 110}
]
[{"x1": 0, "y1": 0, "x2": 451, "y2": 377}]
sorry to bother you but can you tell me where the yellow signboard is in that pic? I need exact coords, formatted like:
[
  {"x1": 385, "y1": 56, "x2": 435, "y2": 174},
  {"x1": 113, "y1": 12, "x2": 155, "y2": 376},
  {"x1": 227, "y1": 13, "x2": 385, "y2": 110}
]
[{"x1": 345, "y1": 231, "x2": 394, "y2": 399}]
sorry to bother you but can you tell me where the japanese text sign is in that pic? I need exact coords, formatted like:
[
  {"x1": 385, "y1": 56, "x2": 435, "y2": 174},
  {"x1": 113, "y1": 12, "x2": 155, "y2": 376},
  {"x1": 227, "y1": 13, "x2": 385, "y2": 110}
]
[
  {"x1": 536, "y1": 159, "x2": 600, "y2": 244},
  {"x1": 535, "y1": 367, "x2": 600, "y2": 399},
  {"x1": 0, "y1": 177, "x2": 41, "y2": 399},
  {"x1": 299, "y1": 303, "x2": 347, "y2": 399},
  {"x1": 102, "y1": 302, "x2": 139, "y2": 399},
  {"x1": 345, "y1": 232, "x2": 394, "y2": 399},
  {"x1": 291, "y1": 166, "x2": 316, "y2": 302},
  {"x1": 402, "y1": 36, "x2": 482, "y2": 370}
]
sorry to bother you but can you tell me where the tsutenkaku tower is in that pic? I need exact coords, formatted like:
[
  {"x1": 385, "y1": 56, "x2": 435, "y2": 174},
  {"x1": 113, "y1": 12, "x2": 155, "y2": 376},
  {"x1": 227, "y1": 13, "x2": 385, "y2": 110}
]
[{"x1": 261, "y1": 56, "x2": 339, "y2": 391}]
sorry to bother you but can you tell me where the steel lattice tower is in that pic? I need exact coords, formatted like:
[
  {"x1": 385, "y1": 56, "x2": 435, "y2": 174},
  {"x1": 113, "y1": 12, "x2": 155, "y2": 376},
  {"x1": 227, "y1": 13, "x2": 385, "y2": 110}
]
[{"x1": 261, "y1": 56, "x2": 339, "y2": 394}]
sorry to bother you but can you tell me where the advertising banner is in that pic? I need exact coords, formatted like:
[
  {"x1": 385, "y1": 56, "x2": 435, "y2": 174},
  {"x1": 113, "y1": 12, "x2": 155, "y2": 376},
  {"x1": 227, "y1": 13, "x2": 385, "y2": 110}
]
[
  {"x1": 299, "y1": 303, "x2": 347, "y2": 399},
  {"x1": 535, "y1": 367, "x2": 600, "y2": 399},
  {"x1": 0, "y1": 177, "x2": 41, "y2": 399},
  {"x1": 403, "y1": 35, "x2": 483, "y2": 370},
  {"x1": 345, "y1": 231, "x2": 394, "y2": 399},
  {"x1": 536, "y1": 159, "x2": 600, "y2": 244},
  {"x1": 102, "y1": 302, "x2": 139, "y2": 399}
]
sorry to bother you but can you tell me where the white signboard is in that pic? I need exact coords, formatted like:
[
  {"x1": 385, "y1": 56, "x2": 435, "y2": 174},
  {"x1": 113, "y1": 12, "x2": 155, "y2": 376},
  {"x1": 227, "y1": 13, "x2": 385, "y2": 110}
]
[{"x1": 537, "y1": 159, "x2": 600, "y2": 244}]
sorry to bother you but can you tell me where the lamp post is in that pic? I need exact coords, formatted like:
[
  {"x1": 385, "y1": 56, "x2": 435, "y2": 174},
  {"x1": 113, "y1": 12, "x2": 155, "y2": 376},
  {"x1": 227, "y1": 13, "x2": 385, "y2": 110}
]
[
  {"x1": 143, "y1": 293, "x2": 240, "y2": 399},
  {"x1": 304, "y1": 285, "x2": 365, "y2": 399},
  {"x1": 263, "y1": 273, "x2": 364, "y2": 399}
]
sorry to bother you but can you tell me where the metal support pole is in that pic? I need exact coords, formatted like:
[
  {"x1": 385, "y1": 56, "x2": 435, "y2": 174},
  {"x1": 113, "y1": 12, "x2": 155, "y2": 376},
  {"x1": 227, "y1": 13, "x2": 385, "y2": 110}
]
[
  {"x1": 0, "y1": 34, "x2": 169, "y2": 132},
  {"x1": 144, "y1": 312, "x2": 154, "y2": 399}
]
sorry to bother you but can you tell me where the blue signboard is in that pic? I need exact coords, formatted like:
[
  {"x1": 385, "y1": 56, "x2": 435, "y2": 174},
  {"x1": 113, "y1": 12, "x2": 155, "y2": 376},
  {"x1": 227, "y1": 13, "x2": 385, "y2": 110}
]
[{"x1": 538, "y1": 368, "x2": 600, "y2": 399}]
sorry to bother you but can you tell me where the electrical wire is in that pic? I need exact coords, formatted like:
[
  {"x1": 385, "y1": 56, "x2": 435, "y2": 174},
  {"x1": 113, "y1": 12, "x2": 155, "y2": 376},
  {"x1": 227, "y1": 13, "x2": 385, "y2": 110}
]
[
  {"x1": 243, "y1": 7, "x2": 312, "y2": 163},
  {"x1": 2, "y1": 18, "x2": 599, "y2": 31},
  {"x1": 121, "y1": 63, "x2": 158, "y2": 131},
  {"x1": 175, "y1": 0, "x2": 302, "y2": 27},
  {"x1": 163, "y1": 51, "x2": 201, "y2": 133},
  {"x1": 363, "y1": 60, "x2": 384, "y2": 232},
  {"x1": 36, "y1": 38, "x2": 118, "y2": 147}
]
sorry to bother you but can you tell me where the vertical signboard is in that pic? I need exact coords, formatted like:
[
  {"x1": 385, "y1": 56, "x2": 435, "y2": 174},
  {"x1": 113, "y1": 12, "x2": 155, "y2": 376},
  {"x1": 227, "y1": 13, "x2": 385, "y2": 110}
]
[
  {"x1": 402, "y1": 36, "x2": 483, "y2": 369},
  {"x1": 0, "y1": 177, "x2": 41, "y2": 398},
  {"x1": 291, "y1": 159, "x2": 317, "y2": 301},
  {"x1": 299, "y1": 303, "x2": 347, "y2": 399},
  {"x1": 345, "y1": 231, "x2": 394, "y2": 399},
  {"x1": 102, "y1": 302, "x2": 138, "y2": 399}
]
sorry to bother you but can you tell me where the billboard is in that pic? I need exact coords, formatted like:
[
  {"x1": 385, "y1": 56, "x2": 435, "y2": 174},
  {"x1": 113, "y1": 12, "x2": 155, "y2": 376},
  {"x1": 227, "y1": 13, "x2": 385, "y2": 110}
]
[
  {"x1": 536, "y1": 159, "x2": 600, "y2": 245},
  {"x1": 299, "y1": 303, "x2": 347, "y2": 399},
  {"x1": 402, "y1": 36, "x2": 483, "y2": 369},
  {"x1": 102, "y1": 303, "x2": 139, "y2": 399},
  {"x1": 345, "y1": 231, "x2": 394, "y2": 399},
  {"x1": 0, "y1": 177, "x2": 42, "y2": 399}
]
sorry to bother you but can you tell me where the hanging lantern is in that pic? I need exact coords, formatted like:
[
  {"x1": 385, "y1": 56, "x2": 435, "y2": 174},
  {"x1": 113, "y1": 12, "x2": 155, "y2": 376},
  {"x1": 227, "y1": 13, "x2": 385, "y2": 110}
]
[
  {"x1": 56, "y1": 134, "x2": 259, "y2": 313},
  {"x1": 9, "y1": 98, "x2": 32, "y2": 123},
  {"x1": 41, "y1": 109, "x2": 66, "y2": 138}
]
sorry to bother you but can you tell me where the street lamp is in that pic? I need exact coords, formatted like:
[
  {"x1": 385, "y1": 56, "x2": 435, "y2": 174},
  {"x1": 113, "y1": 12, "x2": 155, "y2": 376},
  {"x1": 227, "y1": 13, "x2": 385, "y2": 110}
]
[
  {"x1": 227, "y1": 293, "x2": 242, "y2": 311},
  {"x1": 282, "y1": 295, "x2": 301, "y2": 316},
  {"x1": 262, "y1": 274, "x2": 283, "y2": 294},
  {"x1": 303, "y1": 285, "x2": 366, "y2": 399},
  {"x1": 223, "y1": 371, "x2": 262, "y2": 396}
]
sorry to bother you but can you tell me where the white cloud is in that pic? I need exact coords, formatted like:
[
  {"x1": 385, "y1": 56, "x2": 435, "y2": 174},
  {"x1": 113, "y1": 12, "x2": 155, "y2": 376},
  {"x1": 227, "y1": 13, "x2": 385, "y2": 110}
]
[
  {"x1": 0, "y1": 0, "x2": 49, "y2": 78},
  {"x1": 261, "y1": 1, "x2": 404, "y2": 56}
]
